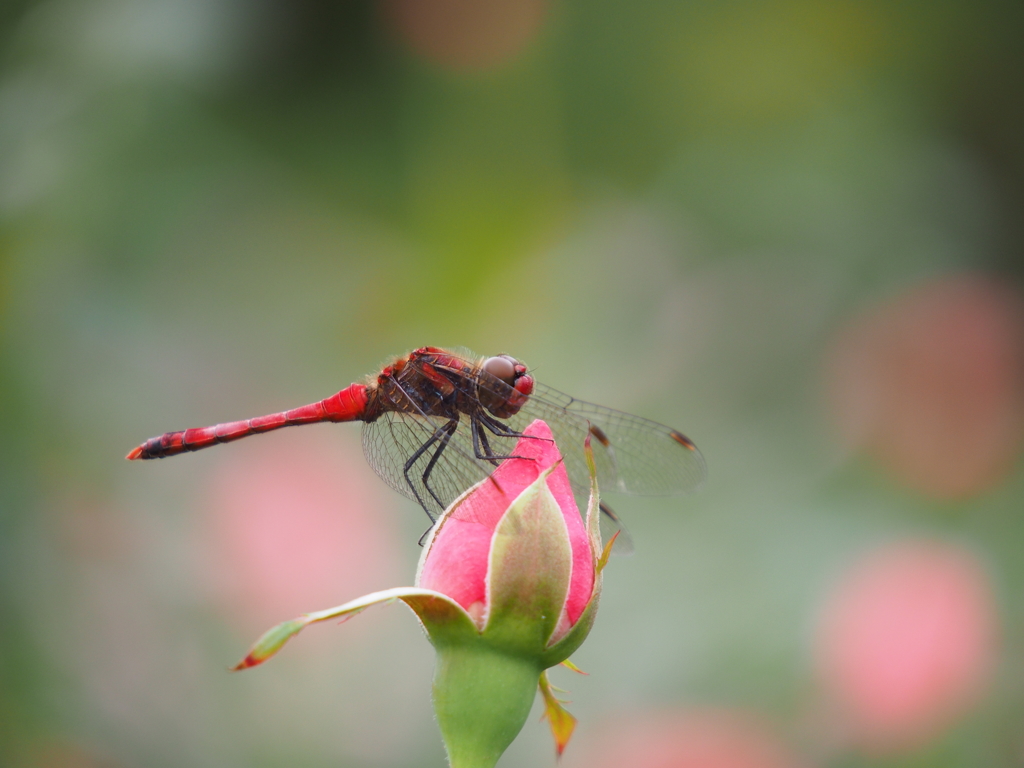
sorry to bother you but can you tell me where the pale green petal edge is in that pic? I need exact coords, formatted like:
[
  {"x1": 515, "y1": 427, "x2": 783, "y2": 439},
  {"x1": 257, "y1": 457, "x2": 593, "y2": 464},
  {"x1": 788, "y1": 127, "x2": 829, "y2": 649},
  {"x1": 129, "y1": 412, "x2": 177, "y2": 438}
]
[
  {"x1": 482, "y1": 464, "x2": 574, "y2": 652},
  {"x1": 540, "y1": 434, "x2": 605, "y2": 665}
]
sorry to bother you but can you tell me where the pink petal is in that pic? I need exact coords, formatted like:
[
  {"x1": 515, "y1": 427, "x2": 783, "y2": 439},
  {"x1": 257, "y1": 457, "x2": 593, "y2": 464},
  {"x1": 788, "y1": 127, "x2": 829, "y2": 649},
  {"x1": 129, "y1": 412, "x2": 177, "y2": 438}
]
[{"x1": 417, "y1": 420, "x2": 594, "y2": 627}]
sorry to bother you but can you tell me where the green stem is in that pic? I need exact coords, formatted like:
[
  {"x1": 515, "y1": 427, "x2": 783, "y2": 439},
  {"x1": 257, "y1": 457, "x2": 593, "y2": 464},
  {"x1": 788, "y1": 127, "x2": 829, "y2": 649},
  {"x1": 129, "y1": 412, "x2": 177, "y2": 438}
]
[{"x1": 432, "y1": 644, "x2": 542, "y2": 768}]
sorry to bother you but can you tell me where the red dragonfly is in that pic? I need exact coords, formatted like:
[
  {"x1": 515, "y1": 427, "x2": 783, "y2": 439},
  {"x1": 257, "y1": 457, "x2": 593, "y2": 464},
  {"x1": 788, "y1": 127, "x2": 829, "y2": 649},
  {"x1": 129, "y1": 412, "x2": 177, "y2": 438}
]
[{"x1": 127, "y1": 346, "x2": 705, "y2": 548}]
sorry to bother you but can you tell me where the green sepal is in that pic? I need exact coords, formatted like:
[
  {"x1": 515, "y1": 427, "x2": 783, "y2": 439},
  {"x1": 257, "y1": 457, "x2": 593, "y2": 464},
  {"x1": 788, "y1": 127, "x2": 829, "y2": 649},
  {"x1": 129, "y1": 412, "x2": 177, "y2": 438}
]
[
  {"x1": 596, "y1": 531, "x2": 619, "y2": 574},
  {"x1": 482, "y1": 464, "x2": 573, "y2": 653},
  {"x1": 231, "y1": 587, "x2": 476, "y2": 671},
  {"x1": 539, "y1": 670, "x2": 577, "y2": 758},
  {"x1": 539, "y1": 581, "x2": 601, "y2": 668},
  {"x1": 560, "y1": 658, "x2": 588, "y2": 675}
]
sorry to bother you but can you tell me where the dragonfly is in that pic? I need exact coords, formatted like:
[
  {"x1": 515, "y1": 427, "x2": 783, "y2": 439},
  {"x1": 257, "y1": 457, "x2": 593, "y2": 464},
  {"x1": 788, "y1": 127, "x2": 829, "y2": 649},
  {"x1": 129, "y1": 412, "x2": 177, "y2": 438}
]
[{"x1": 127, "y1": 346, "x2": 705, "y2": 550}]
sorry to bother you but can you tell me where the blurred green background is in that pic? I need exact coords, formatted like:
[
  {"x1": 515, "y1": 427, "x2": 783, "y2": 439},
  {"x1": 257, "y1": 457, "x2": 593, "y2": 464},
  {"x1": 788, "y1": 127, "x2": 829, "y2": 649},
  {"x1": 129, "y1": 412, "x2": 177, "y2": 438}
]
[{"x1": 2, "y1": 1, "x2": 1024, "y2": 766}]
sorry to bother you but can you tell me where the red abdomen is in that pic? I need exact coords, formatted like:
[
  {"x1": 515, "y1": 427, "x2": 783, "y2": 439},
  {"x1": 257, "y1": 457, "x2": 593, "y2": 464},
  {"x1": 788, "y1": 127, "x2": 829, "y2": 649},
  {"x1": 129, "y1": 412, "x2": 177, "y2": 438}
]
[{"x1": 126, "y1": 383, "x2": 370, "y2": 460}]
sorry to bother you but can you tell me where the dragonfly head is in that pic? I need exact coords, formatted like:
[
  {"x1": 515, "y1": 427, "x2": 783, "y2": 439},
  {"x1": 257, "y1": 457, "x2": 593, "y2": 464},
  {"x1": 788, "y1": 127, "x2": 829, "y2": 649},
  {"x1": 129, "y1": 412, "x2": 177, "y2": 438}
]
[{"x1": 480, "y1": 355, "x2": 534, "y2": 418}]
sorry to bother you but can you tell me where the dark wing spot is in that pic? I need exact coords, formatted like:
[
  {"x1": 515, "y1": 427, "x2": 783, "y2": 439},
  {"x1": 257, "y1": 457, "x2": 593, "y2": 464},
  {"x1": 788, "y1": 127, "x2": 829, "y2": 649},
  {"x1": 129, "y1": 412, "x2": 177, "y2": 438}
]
[
  {"x1": 589, "y1": 424, "x2": 611, "y2": 447},
  {"x1": 669, "y1": 430, "x2": 697, "y2": 450}
]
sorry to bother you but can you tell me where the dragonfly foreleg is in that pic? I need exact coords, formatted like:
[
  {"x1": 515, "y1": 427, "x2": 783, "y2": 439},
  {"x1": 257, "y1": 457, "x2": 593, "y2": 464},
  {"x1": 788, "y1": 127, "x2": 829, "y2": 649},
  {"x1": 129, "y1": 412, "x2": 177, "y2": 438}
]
[
  {"x1": 476, "y1": 411, "x2": 523, "y2": 439},
  {"x1": 470, "y1": 416, "x2": 523, "y2": 466}
]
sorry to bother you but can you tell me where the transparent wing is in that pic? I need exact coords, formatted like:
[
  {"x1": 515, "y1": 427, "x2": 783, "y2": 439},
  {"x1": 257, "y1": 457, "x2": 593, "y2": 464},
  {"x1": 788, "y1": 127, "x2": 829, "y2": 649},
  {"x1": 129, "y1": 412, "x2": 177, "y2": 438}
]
[
  {"x1": 430, "y1": 349, "x2": 705, "y2": 497},
  {"x1": 598, "y1": 501, "x2": 635, "y2": 556},
  {"x1": 361, "y1": 411, "x2": 492, "y2": 520},
  {"x1": 363, "y1": 348, "x2": 702, "y2": 552},
  {"x1": 362, "y1": 406, "x2": 635, "y2": 553},
  {"x1": 517, "y1": 382, "x2": 707, "y2": 496}
]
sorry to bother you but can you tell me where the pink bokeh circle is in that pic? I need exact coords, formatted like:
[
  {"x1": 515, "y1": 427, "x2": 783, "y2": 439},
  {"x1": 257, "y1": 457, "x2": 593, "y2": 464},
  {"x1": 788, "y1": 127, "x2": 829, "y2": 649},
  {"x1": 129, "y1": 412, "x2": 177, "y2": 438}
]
[
  {"x1": 825, "y1": 274, "x2": 1024, "y2": 499},
  {"x1": 202, "y1": 428, "x2": 402, "y2": 627},
  {"x1": 814, "y1": 540, "x2": 998, "y2": 753},
  {"x1": 573, "y1": 708, "x2": 802, "y2": 768},
  {"x1": 379, "y1": 0, "x2": 548, "y2": 71}
]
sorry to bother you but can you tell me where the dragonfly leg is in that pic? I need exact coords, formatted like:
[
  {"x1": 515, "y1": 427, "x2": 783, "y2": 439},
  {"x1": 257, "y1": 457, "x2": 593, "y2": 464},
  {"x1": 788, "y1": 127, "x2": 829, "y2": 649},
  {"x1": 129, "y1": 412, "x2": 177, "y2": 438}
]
[
  {"x1": 420, "y1": 418, "x2": 460, "y2": 512},
  {"x1": 478, "y1": 410, "x2": 555, "y2": 446},
  {"x1": 402, "y1": 422, "x2": 452, "y2": 522},
  {"x1": 472, "y1": 415, "x2": 536, "y2": 466},
  {"x1": 476, "y1": 411, "x2": 524, "y2": 439},
  {"x1": 472, "y1": 418, "x2": 506, "y2": 466},
  {"x1": 473, "y1": 419, "x2": 497, "y2": 466}
]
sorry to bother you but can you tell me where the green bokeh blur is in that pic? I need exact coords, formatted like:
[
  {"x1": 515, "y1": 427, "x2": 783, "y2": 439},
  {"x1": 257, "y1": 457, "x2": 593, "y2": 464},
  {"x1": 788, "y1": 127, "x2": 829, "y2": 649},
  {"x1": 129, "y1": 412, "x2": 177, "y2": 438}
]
[{"x1": 2, "y1": 1, "x2": 1023, "y2": 766}]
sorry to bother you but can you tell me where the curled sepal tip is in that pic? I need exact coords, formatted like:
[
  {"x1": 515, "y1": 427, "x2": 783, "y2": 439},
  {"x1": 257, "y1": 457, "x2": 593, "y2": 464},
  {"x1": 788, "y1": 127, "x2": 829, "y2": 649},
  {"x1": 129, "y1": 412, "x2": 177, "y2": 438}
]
[
  {"x1": 231, "y1": 617, "x2": 310, "y2": 670},
  {"x1": 597, "y1": 531, "x2": 619, "y2": 574},
  {"x1": 560, "y1": 658, "x2": 588, "y2": 675},
  {"x1": 539, "y1": 670, "x2": 577, "y2": 758}
]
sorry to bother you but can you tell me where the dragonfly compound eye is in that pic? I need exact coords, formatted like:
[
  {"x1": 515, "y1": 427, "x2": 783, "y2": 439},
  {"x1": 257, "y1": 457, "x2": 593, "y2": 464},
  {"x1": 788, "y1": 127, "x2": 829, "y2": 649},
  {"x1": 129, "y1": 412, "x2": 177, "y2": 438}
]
[{"x1": 482, "y1": 355, "x2": 517, "y2": 385}]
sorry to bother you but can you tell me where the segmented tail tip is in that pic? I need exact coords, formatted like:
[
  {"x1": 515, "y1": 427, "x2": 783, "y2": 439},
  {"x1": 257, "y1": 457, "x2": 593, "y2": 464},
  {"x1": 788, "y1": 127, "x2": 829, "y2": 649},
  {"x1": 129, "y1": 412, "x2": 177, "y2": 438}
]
[{"x1": 125, "y1": 445, "x2": 144, "y2": 460}]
